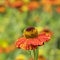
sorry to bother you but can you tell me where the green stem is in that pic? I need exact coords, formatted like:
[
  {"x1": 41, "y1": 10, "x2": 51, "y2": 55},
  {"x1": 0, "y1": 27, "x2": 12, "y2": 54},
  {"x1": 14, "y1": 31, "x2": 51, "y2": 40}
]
[{"x1": 33, "y1": 47, "x2": 39, "y2": 60}]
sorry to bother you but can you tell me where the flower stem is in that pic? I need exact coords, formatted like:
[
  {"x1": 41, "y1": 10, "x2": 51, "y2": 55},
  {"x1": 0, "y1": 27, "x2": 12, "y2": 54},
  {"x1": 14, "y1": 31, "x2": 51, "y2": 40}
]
[{"x1": 33, "y1": 47, "x2": 39, "y2": 60}]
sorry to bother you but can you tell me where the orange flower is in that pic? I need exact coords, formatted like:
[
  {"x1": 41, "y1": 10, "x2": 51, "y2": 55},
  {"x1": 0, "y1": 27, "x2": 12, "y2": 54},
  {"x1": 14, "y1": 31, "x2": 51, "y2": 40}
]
[
  {"x1": 29, "y1": 57, "x2": 34, "y2": 60},
  {"x1": 0, "y1": 48, "x2": 3, "y2": 53},
  {"x1": 41, "y1": 0, "x2": 52, "y2": 12},
  {"x1": 0, "y1": 5, "x2": 6, "y2": 13},
  {"x1": 4, "y1": 46, "x2": 11, "y2": 53},
  {"x1": 4, "y1": 44, "x2": 15, "y2": 53},
  {"x1": 29, "y1": 55, "x2": 46, "y2": 60},
  {"x1": 41, "y1": 0, "x2": 60, "y2": 12},
  {"x1": 38, "y1": 55, "x2": 46, "y2": 60},
  {"x1": 48, "y1": 0, "x2": 56, "y2": 5},
  {"x1": 56, "y1": 6, "x2": 60, "y2": 13},
  {"x1": 43, "y1": 4, "x2": 52, "y2": 12},
  {"x1": 6, "y1": 0, "x2": 23, "y2": 8},
  {"x1": 41, "y1": 0, "x2": 60, "y2": 5},
  {"x1": 28, "y1": 1, "x2": 39, "y2": 11},
  {"x1": 53, "y1": 0, "x2": 60, "y2": 5},
  {"x1": 16, "y1": 27, "x2": 52, "y2": 50}
]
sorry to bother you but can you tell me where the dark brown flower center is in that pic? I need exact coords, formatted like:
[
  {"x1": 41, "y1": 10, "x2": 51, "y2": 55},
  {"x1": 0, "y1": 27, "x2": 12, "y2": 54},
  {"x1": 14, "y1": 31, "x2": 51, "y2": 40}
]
[
  {"x1": 26, "y1": 27, "x2": 35, "y2": 31},
  {"x1": 24, "y1": 27, "x2": 38, "y2": 38},
  {"x1": 43, "y1": 29, "x2": 50, "y2": 33}
]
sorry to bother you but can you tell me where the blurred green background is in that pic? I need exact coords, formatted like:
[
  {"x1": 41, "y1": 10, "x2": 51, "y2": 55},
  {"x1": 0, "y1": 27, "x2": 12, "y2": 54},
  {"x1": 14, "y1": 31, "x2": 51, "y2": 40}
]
[{"x1": 0, "y1": 0, "x2": 60, "y2": 60}]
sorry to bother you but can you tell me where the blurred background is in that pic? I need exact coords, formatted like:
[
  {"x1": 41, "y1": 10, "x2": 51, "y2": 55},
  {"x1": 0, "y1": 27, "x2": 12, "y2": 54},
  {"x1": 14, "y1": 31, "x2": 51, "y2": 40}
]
[{"x1": 0, "y1": 0, "x2": 60, "y2": 60}]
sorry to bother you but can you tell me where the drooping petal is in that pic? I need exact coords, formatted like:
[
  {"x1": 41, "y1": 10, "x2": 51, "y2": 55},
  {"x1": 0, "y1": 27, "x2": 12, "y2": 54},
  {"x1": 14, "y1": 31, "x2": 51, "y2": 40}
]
[
  {"x1": 28, "y1": 37, "x2": 44, "y2": 46},
  {"x1": 20, "y1": 41, "x2": 28, "y2": 50},
  {"x1": 38, "y1": 32, "x2": 52, "y2": 42},
  {"x1": 16, "y1": 37, "x2": 26, "y2": 48},
  {"x1": 16, "y1": 37, "x2": 38, "y2": 50},
  {"x1": 20, "y1": 40, "x2": 37, "y2": 50}
]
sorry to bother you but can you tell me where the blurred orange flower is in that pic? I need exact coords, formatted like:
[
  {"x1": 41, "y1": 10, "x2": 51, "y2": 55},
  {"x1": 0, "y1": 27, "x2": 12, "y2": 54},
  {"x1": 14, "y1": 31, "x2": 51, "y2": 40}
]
[
  {"x1": 6, "y1": 0, "x2": 23, "y2": 8},
  {"x1": 41, "y1": 0, "x2": 60, "y2": 12},
  {"x1": 0, "y1": 5, "x2": 6, "y2": 13},
  {"x1": 38, "y1": 55, "x2": 46, "y2": 60},
  {"x1": 4, "y1": 46, "x2": 11, "y2": 53},
  {"x1": 29, "y1": 55, "x2": 46, "y2": 60},
  {"x1": 53, "y1": 0, "x2": 60, "y2": 5},
  {"x1": 56, "y1": 6, "x2": 60, "y2": 13},
  {"x1": 41, "y1": 0, "x2": 60, "y2": 5},
  {"x1": 28, "y1": 1, "x2": 39, "y2": 11},
  {"x1": 0, "y1": 48, "x2": 3, "y2": 53},
  {"x1": 4, "y1": 44, "x2": 16, "y2": 53},
  {"x1": 43, "y1": 4, "x2": 52, "y2": 12}
]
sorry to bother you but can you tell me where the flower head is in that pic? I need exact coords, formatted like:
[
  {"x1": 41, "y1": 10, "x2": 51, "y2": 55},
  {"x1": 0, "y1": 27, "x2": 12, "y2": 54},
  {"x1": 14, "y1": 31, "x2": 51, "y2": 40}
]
[{"x1": 16, "y1": 26, "x2": 52, "y2": 50}]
